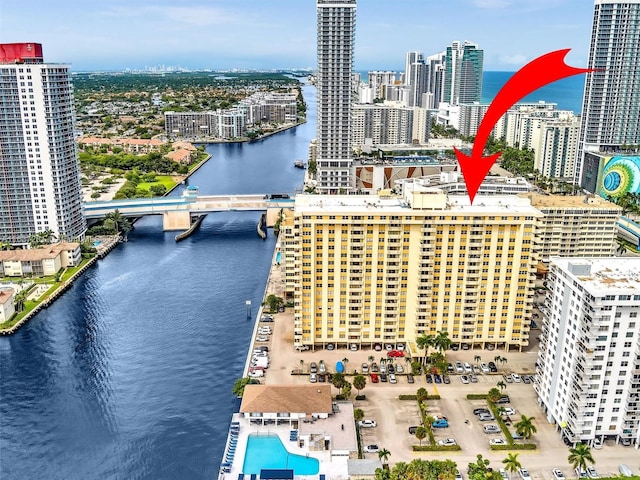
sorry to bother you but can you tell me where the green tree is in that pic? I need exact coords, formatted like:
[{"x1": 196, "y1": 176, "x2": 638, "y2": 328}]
[
  {"x1": 263, "y1": 294, "x2": 283, "y2": 313},
  {"x1": 568, "y1": 443, "x2": 595, "y2": 473},
  {"x1": 474, "y1": 354, "x2": 482, "y2": 367},
  {"x1": 487, "y1": 387, "x2": 502, "y2": 403},
  {"x1": 353, "y1": 408, "x2": 365, "y2": 423},
  {"x1": 468, "y1": 454, "x2": 503, "y2": 480},
  {"x1": 331, "y1": 372, "x2": 346, "y2": 394},
  {"x1": 416, "y1": 333, "x2": 435, "y2": 363},
  {"x1": 414, "y1": 426, "x2": 427, "y2": 446},
  {"x1": 149, "y1": 184, "x2": 167, "y2": 196},
  {"x1": 497, "y1": 380, "x2": 507, "y2": 391},
  {"x1": 232, "y1": 377, "x2": 258, "y2": 397},
  {"x1": 515, "y1": 415, "x2": 537, "y2": 439},
  {"x1": 434, "y1": 330, "x2": 452, "y2": 353},
  {"x1": 502, "y1": 453, "x2": 521, "y2": 480},
  {"x1": 378, "y1": 448, "x2": 391, "y2": 466},
  {"x1": 416, "y1": 387, "x2": 429, "y2": 403},
  {"x1": 374, "y1": 468, "x2": 390, "y2": 480},
  {"x1": 353, "y1": 374, "x2": 367, "y2": 396}
]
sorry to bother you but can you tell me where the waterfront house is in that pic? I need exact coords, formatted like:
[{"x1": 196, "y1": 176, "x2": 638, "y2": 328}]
[
  {"x1": 0, "y1": 242, "x2": 81, "y2": 277},
  {"x1": 165, "y1": 148, "x2": 193, "y2": 165},
  {"x1": 0, "y1": 288, "x2": 16, "y2": 322}
]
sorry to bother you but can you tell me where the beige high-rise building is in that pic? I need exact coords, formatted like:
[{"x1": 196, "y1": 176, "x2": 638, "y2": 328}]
[
  {"x1": 520, "y1": 193, "x2": 622, "y2": 263},
  {"x1": 281, "y1": 187, "x2": 541, "y2": 352}
]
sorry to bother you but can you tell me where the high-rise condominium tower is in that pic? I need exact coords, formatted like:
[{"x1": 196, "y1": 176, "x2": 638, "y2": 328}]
[
  {"x1": 316, "y1": 0, "x2": 356, "y2": 194},
  {"x1": 0, "y1": 43, "x2": 86, "y2": 246},
  {"x1": 443, "y1": 41, "x2": 483, "y2": 106},
  {"x1": 575, "y1": 0, "x2": 640, "y2": 184},
  {"x1": 405, "y1": 51, "x2": 427, "y2": 107}
]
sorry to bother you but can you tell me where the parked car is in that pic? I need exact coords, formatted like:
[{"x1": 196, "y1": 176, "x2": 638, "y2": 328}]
[
  {"x1": 256, "y1": 335, "x2": 269, "y2": 342},
  {"x1": 447, "y1": 363, "x2": 455, "y2": 373},
  {"x1": 326, "y1": 344, "x2": 335, "y2": 350},
  {"x1": 455, "y1": 471, "x2": 463, "y2": 480},
  {"x1": 387, "y1": 365, "x2": 395, "y2": 374},
  {"x1": 380, "y1": 373, "x2": 387, "y2": 382},
  {"x1": 586, "y1": 467, "x2": 599, "y2": 479},
  {"x1": 592, "y1": 437, "x2": 603, "y2": 449},
  {"x1": 359, "y1": 420, "x2": 377, "y2": 428},
  {"x1": 552, "y1": 469, "x2": 565, "y2": 480},
  {"x1": 389, "y1": 373, "x2": 397, "y2": 384},
  {"x1": 364, "y1": 444, "x2": 380, "y2": 453},
  {"x1": 470, "y1": 374, "x2": 478, "y2": 383},
  {"x1": 483, "y1": 424, "x2": 500, "y2": 434},
  {"x1": 522, "y1": 375, "x2": 531, "y2": 384},
  {"x1": 350, "y1": 344, "x2": 358, "y2": 351},
  {"x1": 496, "y1": 396, "x2": 510, "y2": 404},
  {"x1": 260, "y1": 314, "x2": 273, "y2": 322},
  {"x1": 374, "y1": 343, "x2": 382, "y2": 351},
  {"x1": 371, "y1": 363, "x2": 379, "y2": 372},
  {"x1": 295, "y1": 345, "x2": 310, "y2": 351},
  {"x1": 408, "y1": 425, "x2": 419, "y2": 434},
  {"x1": 426, "y1": 374, "x2": 433, "y2": 383},
  {"x1": 396, "y1": 364, "x2": 404, "y2": 373},
  {"x1": 248, "y1": 369, "x2": 264, "y2": 378},
  {"x1": 463, "y1": 362, "x2": 472, "y2": 373},
  {"x1": 478, "y1": 413, "x2": 495, "y2": 421},
  {"x1": 361, "y1": 363, "x2": 369, "y2": 373},
  {"x1": 460, "y1": 375, "x2": 470, "y2": 384},
  {"x1": 455, "y1": 361, "x2": 464, "y2": 373},
  {"x1": 319, "y1": 362, "x2": 326, "y2": 374},
  {"x1": 309, "y1": 362, "x2": 317, "y2": 373},
  {"x1": 371, "y1": 373, "x2": 379, "y2": 383},
  {"x1": 437, "y1": 438, "x2": 457, "y2": 446},
  {"x1": 518, "y1": 468, "x2": 531, "y2": 480},
  {"x1": 317, "y1": 373, "x2": 326, "y2": 382},
  {"x1": 501, "y1": 407, "x2": 516, "y2": 416},
  {"x1": 499, "y1": 469, "x2": 508, "y2": 480},
  {"x1": 407, "y1": 374, "x2": 415, "y2": 384},
  {"x1": 434, "y1": 374, "x2": 442, "y2": 383},
  {"x1": 512, "y1": 373, "x2": 522, "y2": 383},
  {"x1": 488, "y1": 361, "x2": 497, "y2": 372},
  {"x1": 432, "y1": 419, "x2": 449, "y2": 428},
  {"x1": 618, "y1": 465, "x2": 633, "y2": 477},
  {"x1": 309, "y1": 373, "x2": 317, "y2": 383},
  {"x1": 480, "y1": 362, "x2": 490, "y2": 373},
  {"x1": 504, "y1": 374, "x2": 513, "y2": 383},
  {"x1": 489, "y1": 438, "x2": 507, "y2": 446},
  {"x1": 473, "y1": 408, "x2": 490, "y2": 415},
  {"x1": 575, "y1": 468, "x2": 588, "y2": 479},
  {"x1": 443, "y1": 375, "x2": 451, "y2": 384}
]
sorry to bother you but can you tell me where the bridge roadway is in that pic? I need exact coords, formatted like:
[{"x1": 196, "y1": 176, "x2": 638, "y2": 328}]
[{"x1": 83, "y1": 194, "x2": 295, "y2": 219}]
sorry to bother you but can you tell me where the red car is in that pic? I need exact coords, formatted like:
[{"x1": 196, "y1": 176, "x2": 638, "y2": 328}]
[
  {"x1": 387, "y1": 350, "x2": 405, "y2": 358},
  {"x1": 370, "y1": 373, "x2": 379, "y2": 383}
]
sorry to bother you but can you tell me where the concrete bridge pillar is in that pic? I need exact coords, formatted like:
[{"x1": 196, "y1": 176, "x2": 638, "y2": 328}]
[{"x1": 163, "y1": 211, "x2": 192, "y2": 231}]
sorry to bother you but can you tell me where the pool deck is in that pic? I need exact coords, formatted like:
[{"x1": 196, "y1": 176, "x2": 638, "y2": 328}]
[{"x1": 218, "y1": 414, "x2": 351, "y2": 480}]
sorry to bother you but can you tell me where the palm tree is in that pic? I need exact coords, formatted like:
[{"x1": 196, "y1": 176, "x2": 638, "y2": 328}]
[
  {"x1": 499, "y1": 356, "x2": 508, "y2": 371},
  {"x1": 434, "y1": 330, "x2": 452, "y2": 353},
  {"x1": 568, "y1": 443, "x2": 595, "y2": 473},
  {"x1": 368, "y1": 355, "x2": 375, "y2": 364},
  {"x1": 497, "y1": 380, "x2": 507, "y2": 391},
  {"x1": 487, "y1": 387, "x2": 502, "y2": 403},
  {"x1": 342, "y1": 357, "x2": 349, "y2": 370},
  {"x1": 416, "y1": 333, "x2": 435, "y2": 364},
  {"x1": 474, "y1": 354, "x2": 482, "y2": 367},
  {"x1": 353, "y1": 375, "x2": 366, "y2": 396},
  {"x1": 502, "y1": 453, "x2": 521, "y2": 480},
  {"x1": 377, "y1": 448, "x2": 390, "y2": 465},
  {"x1": 514, "y1": 415, "x2": 537, "y2": 439}
]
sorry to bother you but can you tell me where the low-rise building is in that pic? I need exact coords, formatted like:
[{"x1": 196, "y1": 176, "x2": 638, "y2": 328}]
[
  {"x1": 535, "y1": 257, "x2": 640, "y2": 448},
  {"x1": 0, "y1": 288, "x2": 16, "y2": 322},
  {"x1": 0, "y1": 243, "x2": 82, "y2": 277}
]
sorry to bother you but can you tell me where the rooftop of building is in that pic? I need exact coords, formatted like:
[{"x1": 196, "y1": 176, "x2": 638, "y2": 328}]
[
  {"x1": 519, "y1": 193, "x2": 622, "y2": 210},
  {"x1": 293, "y1": 190, "x2": 543, "y2": 216},
  {"x1": 0, "y1": 242, "x2": 80, "y2": 262},
  {"x1": 240, "y1": 384, "x2": 333, "y2": 414},
  {"x1": 0, "y1": 288, "x2": 15, "y2": 305},
  {"x1": 551, "y1": 257, "x2": 640, "y2": 293}
]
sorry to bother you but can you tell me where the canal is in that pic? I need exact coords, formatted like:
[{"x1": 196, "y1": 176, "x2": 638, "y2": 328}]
[{"x1": 0, "y1": 84, "x2": 316, "y2": 480}]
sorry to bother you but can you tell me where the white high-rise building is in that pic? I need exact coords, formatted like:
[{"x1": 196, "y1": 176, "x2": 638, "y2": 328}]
[
  {"x1": 405, "y1": 51, "x2": 427, "y2": 108},
  {"x1": 316, "y1": 0, "x2": 356, "y2": 193},
  {"x1": 575, "y1": 0, "x2": 640, "y2": 185},
  {"x1": 535, "y1": 257, "x2": 640, "y2": 448},
  {"x1": 0, "y1": 43, "x2": 86, "y2": 247},
  {"x1": 367, "y1": 71, "x2": 396, "y2": 100}
]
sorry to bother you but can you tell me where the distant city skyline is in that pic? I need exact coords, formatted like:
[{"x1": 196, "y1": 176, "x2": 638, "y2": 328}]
[{"x1": 1, "y1": 0, "x2": 593, "y2": 72}]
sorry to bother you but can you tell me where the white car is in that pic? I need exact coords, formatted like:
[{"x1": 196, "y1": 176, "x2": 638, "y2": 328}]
[
  {"x1": 437, "y1": 438, "x2": 457, "y2": 446},
  {"x1": 256, "y1": 335, "x2": 269, "y2": 342},
  {"x1": 592, "y1": 437, "x2": 603, "y2": 449},
  {"x1": 364, "y1": 444, "x2": 380, "y2": 453},
  {"x1": 552, "y1": 469, "x2": 565, "y2": 480},
  {"x1": 396, "y1": 364, "x2": 404, "y2": 373},
  {"x1": 359, "y1": 420, "x2": 377, "y2": 428},
  {"x1": 489, "y1": 438, "x2": 507, "y2": 446},
  {"x1": 248, "y1": 369, "x2": 264, "y2": 378},
  {"x1": 483, "y1": 424, "x2": 500, "y2": 434},
  {"x1": 501, "y1": 407, "x2": 516, "y2": 416},
  {"x1": 512, "y1": 373, "x2": 522, "y2": 383},
  {"x1": 518, "y1": 468, "x2": 531, "y2": 480},
  {"x1": 309, "y1": 373, "x2": 317, "y2": 383},
  {"x1": 463, "y1": 362, "x2": 472, "y2": 373},
  {"x1": 480, "y1": 362, "x2": 490, "y2": 373},
  {"x1": 389, "y1": 373, "x2": 397, "y2": 384},
  {"x1": 498, "y1": 469, "x2": 508, "y2": 480},
  {"x1": 586, "y1": 467, "x2": 599, "y2": 479}
]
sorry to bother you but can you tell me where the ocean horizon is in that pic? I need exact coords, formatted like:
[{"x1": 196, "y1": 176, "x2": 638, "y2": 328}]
[{"x1": 356, "y1": 70, "x2": 585, "y2": 114}]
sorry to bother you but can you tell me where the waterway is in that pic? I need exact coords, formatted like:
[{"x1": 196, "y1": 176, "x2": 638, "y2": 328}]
[{"x1": 0, "y1": 84, "x2": 315, "y2": 480}]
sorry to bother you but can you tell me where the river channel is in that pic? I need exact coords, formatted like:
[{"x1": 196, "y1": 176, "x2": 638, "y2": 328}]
[{"x1": 0, "y1": 84, "x2": 315, "y2": 480}]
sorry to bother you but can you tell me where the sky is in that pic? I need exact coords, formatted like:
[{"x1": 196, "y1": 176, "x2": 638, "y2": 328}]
[{"x1": 0, "y1": 0, "x2": 594, "y2": 72}]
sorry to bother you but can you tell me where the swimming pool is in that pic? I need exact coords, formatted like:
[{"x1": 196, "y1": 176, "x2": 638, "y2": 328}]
[
  {"x1": 275, "y1": 251, "x2": 282, "y2": 264},
  {"x1": 242, "y1": 434, "x2": 319, "y2": 475}
]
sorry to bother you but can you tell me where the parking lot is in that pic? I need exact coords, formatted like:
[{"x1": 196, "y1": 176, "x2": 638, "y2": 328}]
[{"x1": 251, "y1": 309, "x2": 637, "y2": 478}]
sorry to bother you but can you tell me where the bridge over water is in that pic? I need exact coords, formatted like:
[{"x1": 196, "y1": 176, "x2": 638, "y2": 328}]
[{"x1": 83, "y1": 194, "x2": 295, "y2": 230}]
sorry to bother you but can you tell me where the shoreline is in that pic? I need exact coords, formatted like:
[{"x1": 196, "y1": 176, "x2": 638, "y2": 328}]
[
  {"x1": 0, "y1": 152, "x2": 214, "y2": 335},
  {"x1": 176, "y1": 119, "x2": 306, "y2": 146}
]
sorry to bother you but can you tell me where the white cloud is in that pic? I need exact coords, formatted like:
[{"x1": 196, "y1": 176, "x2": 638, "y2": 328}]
[
  {"x1": 499, "y1": 53, "x2": 528, "y2": 65},
  {"x1": 472, "y1": 0, "x2": 512, "y2": 8}
]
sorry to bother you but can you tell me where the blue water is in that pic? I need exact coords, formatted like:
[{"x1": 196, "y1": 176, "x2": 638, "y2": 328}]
[
  {"x1": 275, "y1": 251, "x2": 282, "y2": 263},
  {"x1": 0, "y1": 84, "x2": 315, "y2": 480},
  {"x1": 357, "y1": 70, "x2": 584, "y2": 113},
  {"x1": 242, "y1": 435, "x2": 320, "y2": 475}
]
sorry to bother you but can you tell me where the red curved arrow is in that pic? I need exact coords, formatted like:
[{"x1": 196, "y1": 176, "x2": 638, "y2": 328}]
[{"x1": 454, "y1": 49, "x2": 595, "y2": 203}]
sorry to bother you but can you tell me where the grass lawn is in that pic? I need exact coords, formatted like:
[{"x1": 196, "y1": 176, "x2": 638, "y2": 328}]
[{"x1": 136, "y1": 175, "x2": 177, "y2": 192}]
